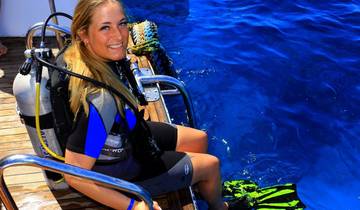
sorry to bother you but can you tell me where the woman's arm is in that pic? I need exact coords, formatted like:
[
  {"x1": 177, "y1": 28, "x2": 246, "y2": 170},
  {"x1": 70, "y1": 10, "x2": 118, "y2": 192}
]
[{"x1": 64, "y1": 149, "x2": 159, "y2": 210}]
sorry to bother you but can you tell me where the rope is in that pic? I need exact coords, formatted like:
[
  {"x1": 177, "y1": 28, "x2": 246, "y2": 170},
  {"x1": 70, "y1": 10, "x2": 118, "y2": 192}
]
[{"x1": 129, "y1": 20, "x2": 161, "y2": 55}]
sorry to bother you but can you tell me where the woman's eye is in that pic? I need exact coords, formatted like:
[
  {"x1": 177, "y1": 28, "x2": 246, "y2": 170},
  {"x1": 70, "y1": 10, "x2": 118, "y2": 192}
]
[
  {"x1": 119, "y1": 21, "x2": 128, "y2": 28},
  {"x1": 100, "y1": 26, "x2": 110, "y2": 31}
]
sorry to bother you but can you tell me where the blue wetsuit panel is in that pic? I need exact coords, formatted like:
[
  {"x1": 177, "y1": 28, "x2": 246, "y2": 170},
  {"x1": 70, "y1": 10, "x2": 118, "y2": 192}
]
[
  {"x1": 84, "y1": 104, "x2": 108, "y2": 158},
  {"x1": 125, "y1": 108, "x2": 136, "y2": 131},
  {"x1": 115, "y1": 113, "x2": 121, "y2": 124}
]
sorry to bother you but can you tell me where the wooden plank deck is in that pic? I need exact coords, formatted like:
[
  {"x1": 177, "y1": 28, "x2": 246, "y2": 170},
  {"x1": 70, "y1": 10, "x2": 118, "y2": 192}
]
[{"x1": 0, "y1": 37, "x2": 195, "y2": 209}]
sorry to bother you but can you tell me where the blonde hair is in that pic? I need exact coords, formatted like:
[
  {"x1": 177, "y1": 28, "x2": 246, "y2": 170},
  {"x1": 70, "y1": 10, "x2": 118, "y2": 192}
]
[{"x1": 64, "y1": 0, "x2": 137, "y2": 116}]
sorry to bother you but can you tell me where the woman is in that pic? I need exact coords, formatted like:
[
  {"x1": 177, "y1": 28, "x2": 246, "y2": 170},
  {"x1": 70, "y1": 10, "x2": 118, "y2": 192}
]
[{"x1": 63, "y1": 0, "x2": 229, "y2": 209}]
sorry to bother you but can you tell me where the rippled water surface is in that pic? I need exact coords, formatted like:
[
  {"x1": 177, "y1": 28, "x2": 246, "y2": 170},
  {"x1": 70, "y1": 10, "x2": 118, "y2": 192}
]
[{"x1": 123, "y1": 0, "x2": 360, "y2": 209}]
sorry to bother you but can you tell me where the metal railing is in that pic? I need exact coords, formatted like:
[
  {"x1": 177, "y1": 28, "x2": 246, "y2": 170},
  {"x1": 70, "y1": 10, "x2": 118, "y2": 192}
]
[
  {"x1": 137, "y1": 75, "x2": 197, "y2": 128},
  {"x1": 25, "y1": 22, "x2": 71, "y2": 49},
  {"x1": 0, "y1": 154, "x2": 153, "y2": 210}
]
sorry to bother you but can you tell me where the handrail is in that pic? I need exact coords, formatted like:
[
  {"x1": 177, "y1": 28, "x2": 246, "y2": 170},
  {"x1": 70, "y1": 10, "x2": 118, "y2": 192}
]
[
  {"x1": 25, "y1": 22, "x2": 71, "y2": 49},
  {"x1": 0, "y1": 154, "x2": 153, "y2": 210},
  {"x1": 137, "y1": 75, "x2": 197, "y2": 128}
]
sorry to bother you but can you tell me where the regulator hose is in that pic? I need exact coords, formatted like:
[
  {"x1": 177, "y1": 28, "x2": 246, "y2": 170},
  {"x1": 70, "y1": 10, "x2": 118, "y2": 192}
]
[
  {"x1": 40, "y1": 12, "x2": 72, "y2": 47},
  {"x1": 35, "y1": 82, "x2": 65, "y2": 161}
]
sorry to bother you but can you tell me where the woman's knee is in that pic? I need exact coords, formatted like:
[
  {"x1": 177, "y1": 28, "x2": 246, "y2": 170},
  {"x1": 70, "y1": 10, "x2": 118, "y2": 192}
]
[
  {"x1": 191, "y1": 153, "x2": 220, "y2": 184},
  {"x1": 206, "y1": 154, "x2": 220, "y2": 170},
  {"x1": 190, "y1": 153, "x2": 220, "y2": 182},
  {"x1": 198, "y1": 130, "x2": 208, "y2": 143}
]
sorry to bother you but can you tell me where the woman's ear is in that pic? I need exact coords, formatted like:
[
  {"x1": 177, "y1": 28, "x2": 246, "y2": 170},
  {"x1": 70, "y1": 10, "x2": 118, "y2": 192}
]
[{"x1": 78, "y1": 29, "x2": 89, "y2": 44}]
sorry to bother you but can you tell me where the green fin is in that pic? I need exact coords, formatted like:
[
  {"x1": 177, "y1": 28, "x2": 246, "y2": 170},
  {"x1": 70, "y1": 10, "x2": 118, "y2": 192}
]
[{"x1": 222, "y1": 180, "x2": 306, "y2": 210}]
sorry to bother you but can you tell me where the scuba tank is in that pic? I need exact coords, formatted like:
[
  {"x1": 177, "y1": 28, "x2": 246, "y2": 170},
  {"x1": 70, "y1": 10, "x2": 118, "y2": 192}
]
[
  {"x1": 13, "y1": 52, "x2": 68, "y2": 190},
  {"x1": 13, "y1": 65, "x2": 63, "y2": 159}
]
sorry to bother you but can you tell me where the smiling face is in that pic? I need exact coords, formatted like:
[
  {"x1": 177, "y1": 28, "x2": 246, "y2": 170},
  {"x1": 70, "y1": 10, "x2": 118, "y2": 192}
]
[{"x1": 80, "y1": 1, "x2": 129, "y2": 61}]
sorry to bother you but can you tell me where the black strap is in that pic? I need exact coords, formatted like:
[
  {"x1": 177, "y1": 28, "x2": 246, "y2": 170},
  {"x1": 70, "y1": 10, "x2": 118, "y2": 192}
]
[
  {"x1": 19, "y1": 113, "x2": 54, "y2": 129},
  {"x1": 117, "y1": 60, "x2": 148, "y2": 105}
]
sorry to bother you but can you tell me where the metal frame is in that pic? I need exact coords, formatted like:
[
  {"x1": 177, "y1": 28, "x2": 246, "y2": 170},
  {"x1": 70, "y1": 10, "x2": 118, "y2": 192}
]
[
  {"x1": 137, "y1": 75, "x2": 197, "y2": 128},
  {"x1": 0, "y1": 154, "x2": 153, "y2": 210}
]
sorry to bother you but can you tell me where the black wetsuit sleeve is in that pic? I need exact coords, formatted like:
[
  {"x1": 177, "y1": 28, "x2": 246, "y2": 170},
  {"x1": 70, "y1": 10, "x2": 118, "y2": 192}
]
[
  {"x1": 66, "y1": 110, "x2": 88, "y2": 154},
  {"x1": 66, "y1": 101, "x2": 114, "y2": 159}
]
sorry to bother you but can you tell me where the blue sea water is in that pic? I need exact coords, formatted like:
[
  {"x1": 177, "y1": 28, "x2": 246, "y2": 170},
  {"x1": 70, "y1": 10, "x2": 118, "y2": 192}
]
[{"x1": 123, "y1": 0, "x2": 360, "y2": 209}]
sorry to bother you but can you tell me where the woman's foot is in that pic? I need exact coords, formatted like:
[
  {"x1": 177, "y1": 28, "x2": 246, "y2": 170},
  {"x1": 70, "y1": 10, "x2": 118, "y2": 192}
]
[{"x1": 0, "y1": 41, "x2": 7, "y2": 57}]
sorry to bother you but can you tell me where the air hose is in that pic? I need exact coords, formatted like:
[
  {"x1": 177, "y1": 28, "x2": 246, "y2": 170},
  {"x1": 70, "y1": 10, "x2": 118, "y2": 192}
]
[
  {"x1": 35, "y1": 77, "x2": 65, "y2": 161},
  {"x1": 35, "y1": 81, "x2": 65, "y2": 183}
]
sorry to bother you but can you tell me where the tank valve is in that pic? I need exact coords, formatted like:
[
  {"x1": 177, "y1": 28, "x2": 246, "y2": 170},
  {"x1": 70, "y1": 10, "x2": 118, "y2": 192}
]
[
  {"x1": 19, "y1": 48, "x2": 52, "y2": 75},
  {"x1": 19, "y1": 58, "x2": 33, "y2": 75}
]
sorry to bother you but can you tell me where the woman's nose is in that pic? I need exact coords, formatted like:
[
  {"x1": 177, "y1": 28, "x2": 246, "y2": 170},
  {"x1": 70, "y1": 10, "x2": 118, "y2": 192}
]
[{"x1": 111, "y1": 27, "x2": 123, "y2": 40}]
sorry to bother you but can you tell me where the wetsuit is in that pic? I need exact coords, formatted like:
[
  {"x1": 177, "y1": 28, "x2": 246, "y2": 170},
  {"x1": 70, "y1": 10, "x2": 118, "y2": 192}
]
[{"x1": 66, "y1": 61, "x2": 193, "y2": 196}]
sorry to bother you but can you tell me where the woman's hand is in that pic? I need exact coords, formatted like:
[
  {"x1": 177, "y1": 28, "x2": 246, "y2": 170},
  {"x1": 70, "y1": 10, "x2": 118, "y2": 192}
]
[{"x1": 133, "y1": 200, "x2": 162, "y2": 210}]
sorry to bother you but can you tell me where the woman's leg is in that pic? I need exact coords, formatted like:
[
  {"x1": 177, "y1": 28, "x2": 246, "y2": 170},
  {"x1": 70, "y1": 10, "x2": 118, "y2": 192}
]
[
  {"x1": 188, "y1": 152, "x2": 227, "y2": 210},
  {"x1": 176, "y1": 125, "x2": 208, "y2": 153}
]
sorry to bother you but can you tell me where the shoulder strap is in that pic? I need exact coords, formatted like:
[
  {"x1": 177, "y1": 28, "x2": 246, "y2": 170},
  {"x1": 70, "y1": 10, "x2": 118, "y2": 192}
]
[{"x1": 49, "y1": 52, "x2": 74, "y2": 152}]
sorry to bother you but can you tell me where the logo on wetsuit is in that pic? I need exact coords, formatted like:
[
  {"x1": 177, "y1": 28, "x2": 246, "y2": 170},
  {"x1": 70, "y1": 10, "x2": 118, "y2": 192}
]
[
  {"x1": 100, "y1": 133, "x2": 130, "y2": 160},
  {"x1": 184, "y1": 164, "x2": 190, "y2": 176}
]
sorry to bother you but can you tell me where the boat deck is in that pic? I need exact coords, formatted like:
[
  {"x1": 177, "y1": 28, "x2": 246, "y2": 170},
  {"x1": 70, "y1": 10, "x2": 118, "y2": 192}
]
[{"x1": 0, "y1": 37, "x2": 194, "y2": 210}]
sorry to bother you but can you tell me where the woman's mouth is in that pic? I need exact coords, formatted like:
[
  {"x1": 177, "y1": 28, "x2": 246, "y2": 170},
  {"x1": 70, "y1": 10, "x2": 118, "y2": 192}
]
[{"x1": 108, "y1": 43, "x2": 123, "y2": 49}]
